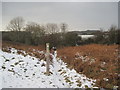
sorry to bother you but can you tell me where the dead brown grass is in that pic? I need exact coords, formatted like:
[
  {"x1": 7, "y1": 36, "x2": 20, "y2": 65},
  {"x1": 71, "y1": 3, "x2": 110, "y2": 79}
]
[
  {"x1": 58, "y1": 44, "x2": 119, "y2": 88},
  {"x1": 2, "y1": 41, "x2": 45, "y2": 59}
]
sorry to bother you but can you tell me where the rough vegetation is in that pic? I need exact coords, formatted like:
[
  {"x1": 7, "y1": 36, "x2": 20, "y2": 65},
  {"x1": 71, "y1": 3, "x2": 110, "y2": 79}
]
[
  {"x1": 58, "y1": 44, "x2": 120, "y2": 89},
  {"x1": 2, "y1": 42, "x2": 120, "y2": 89}
]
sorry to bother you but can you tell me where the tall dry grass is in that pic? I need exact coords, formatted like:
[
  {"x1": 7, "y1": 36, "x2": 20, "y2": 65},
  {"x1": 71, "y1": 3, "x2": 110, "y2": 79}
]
[
  {"x1": 58, "y1": 44, "x2": 119, "y2": 88},
  {"x1": 2, "y1": 41, "x2": 45, "y2": 59}
]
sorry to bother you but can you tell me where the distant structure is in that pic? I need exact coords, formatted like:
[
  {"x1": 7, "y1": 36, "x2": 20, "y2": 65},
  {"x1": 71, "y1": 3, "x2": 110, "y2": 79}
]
[
  {"x1": 78, "y1": 35, "x2": 95, "y2": 39},
  {"x1": 69, "y1": 30, "x2": 100, "y2": 39},
  {"x1": 70, "y1": 30, "x2": 100, "y2": 35}
]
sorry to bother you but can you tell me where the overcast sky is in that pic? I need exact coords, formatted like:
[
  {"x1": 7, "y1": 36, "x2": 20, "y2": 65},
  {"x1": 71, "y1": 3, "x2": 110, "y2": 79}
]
[{"x1": 1, "y1": 1, "x2": 119, "y2": 31}]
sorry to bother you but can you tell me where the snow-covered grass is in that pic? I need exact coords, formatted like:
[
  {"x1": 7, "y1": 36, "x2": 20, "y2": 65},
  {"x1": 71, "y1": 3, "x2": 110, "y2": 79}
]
[
  {"x1": 0, "y1": 48, "x2": 97, "y2": 89},
  {"x1": 78, "y1": 35, "x2": 94, "y2": 39}
]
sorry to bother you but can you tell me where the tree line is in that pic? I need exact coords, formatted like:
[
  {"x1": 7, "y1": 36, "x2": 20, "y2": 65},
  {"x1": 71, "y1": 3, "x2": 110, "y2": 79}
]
[{"x1": 2, "y1": 17, "x2": 120, "y2": 48}]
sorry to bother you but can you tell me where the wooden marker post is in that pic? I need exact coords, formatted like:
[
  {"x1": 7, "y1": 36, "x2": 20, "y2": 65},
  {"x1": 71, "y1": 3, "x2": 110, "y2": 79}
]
[{"x1": 46, "y1": 43, "x2": 50, "y2": 75}]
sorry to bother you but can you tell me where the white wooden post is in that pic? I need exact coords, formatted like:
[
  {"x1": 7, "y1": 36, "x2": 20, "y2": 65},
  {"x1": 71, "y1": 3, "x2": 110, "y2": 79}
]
[{"x1": 46, "y1": 43, "x2": 50, "y2": 75}]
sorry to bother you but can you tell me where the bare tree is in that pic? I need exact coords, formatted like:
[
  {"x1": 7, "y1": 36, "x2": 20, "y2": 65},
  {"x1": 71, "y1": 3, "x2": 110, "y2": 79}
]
[
  {"x1": 7, "y1": 17, "x2": 25, "y2": 31},
  {"x1": 45, "y1": 23, "x2": 60, "y2": 34},
  {"x1": 25, "y1": 22, "x2": 45, "y2": 45},
  {"x1": 6, "y1": 17, "x2": 25, "y2": 42},
  {"x1": 108, "y1": 25, "x2": 117, "y2": 44}
]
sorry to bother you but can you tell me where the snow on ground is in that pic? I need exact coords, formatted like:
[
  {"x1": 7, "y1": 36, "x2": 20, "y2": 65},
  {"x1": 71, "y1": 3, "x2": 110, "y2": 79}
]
[
  {"x1": 0, "y1": 47, "x2": 97, "y2": 89},
  {"x1": 78, "y1": 35, "x2": 94, "y2": 39}
]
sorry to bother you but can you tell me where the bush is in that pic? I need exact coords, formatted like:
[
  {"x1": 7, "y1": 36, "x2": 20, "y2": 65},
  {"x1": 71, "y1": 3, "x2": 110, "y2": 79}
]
[{"x1": 64, "y1": 32, "x2": 81, "y2": 46}]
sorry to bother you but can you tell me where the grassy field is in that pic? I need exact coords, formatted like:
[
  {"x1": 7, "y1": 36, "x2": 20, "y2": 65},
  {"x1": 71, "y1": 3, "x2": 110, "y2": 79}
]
[{"x1": 2, "y1": 41, "x2": 120, "y2": 88}]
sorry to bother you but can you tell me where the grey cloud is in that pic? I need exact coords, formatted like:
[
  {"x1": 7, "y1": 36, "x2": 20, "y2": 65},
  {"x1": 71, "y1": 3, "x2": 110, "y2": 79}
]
[{"x1": 2, "y1": 2, "x2": 118, "y2": 31}]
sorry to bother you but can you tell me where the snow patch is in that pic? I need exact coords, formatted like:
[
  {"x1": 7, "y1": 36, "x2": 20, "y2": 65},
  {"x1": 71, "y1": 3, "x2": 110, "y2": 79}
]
[{"x1": 0, "y1": 48, "x2": 97, "y2": 88}]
